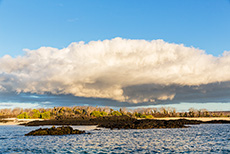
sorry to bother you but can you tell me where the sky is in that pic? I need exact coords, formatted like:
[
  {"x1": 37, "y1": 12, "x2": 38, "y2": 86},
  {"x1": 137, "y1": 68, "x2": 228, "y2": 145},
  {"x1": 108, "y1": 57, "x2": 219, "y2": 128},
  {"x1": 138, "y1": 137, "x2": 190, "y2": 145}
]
[{"x1": 0, "y1": 0, "x2": 230, "y2": 111}]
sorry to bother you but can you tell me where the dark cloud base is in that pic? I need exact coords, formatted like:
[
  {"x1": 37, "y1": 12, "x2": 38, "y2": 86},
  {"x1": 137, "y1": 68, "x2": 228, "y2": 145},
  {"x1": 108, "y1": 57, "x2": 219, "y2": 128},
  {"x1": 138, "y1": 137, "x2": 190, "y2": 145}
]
[
  {"x1": 123, "y1": 81, "x2": 230, "y2": 105},
  {"x1": 0, "y1": 92, "x2": 129, "y2": 107},
  {"x1": 1, "y1": 81, "x2": 230, "y2": 108}
]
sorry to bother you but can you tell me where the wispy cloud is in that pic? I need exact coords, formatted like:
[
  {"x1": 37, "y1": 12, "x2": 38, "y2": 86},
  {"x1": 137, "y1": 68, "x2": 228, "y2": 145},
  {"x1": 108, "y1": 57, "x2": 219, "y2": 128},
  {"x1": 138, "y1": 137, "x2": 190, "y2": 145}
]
[{"x1": 0, "y1": 38, "x2": 230, "y2": 105}]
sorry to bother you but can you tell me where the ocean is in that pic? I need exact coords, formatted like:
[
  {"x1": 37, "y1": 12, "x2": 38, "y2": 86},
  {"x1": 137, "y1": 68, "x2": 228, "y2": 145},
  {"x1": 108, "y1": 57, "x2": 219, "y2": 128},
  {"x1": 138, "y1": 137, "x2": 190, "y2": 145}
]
[{"x1": 0, "y1": 124, "x2": 229, "y2": 153}]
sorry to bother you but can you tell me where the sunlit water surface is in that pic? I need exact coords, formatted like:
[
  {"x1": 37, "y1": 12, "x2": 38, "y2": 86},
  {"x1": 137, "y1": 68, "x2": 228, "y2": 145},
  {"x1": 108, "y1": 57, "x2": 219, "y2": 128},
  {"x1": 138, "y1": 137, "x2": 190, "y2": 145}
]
[{"x1": 0, "y1": 124, "x2": 229, "y2": 153}]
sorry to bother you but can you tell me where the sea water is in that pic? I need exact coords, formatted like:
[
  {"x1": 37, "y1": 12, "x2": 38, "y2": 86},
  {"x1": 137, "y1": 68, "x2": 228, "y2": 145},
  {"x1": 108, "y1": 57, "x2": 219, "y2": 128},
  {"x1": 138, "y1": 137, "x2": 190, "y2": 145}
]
[{"x1": 0, "y1": 124, "x2": 229, "y2": 153}]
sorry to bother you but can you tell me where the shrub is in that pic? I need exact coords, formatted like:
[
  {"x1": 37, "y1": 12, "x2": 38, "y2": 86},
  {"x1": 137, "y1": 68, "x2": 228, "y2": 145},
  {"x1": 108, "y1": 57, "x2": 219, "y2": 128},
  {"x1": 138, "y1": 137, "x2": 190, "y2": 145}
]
[
  {"x1": 90, "y1": 111, "x2": 108, "y2": 117},
  {"x1": 144, "y1": 115, "x2": 153, "y2": 119},
  {"x1": 100, "y1": 111, "x2": 108, "y2": 116},
  {"x1": 135, "y1": 113, "x2": 142, "y2": 118},
  {"x1": 135, "y1": 113, "x2": 153, "y2": 119},
  {"x1": 32, "y1": 112, "x2": 41, "y2": 119},
  {"x1": 110, "y1": 111, "x2": 122, "y2": 116},
  {"x1": 32, "y1": 109, "x2": 41, "y2": 118},
  {"x1": 90, "y1": 111, "x2": 101, "y2": 117},
  {"x1": 17, "y1": 112, "x2": 30, "y2": 119},
  {"x1": 40, "y1": 111, "x2": 51, "y2": 119}
]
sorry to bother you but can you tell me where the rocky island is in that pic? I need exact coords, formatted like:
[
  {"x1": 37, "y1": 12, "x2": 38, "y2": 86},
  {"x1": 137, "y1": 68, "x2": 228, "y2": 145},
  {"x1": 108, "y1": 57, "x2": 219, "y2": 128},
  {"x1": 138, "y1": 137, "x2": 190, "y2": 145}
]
[{"x1": 25, "y1": 126, "x2": 87, "y2": 136}]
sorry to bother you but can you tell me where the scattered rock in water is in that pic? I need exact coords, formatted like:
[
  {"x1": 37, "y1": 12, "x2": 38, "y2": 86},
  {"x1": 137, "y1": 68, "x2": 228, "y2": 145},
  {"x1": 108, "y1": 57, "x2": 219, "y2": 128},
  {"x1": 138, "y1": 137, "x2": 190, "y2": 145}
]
[
  {"x1": 94, "y1": 128, "x2": 101, "y2": 131},
  {"x1": 25, "y1": 126, "x2": 86, "y2": 136}
]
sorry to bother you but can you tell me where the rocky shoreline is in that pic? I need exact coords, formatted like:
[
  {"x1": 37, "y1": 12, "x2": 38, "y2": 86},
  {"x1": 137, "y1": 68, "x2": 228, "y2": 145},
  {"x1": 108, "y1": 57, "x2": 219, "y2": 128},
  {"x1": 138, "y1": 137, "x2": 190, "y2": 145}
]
[
  {"x1": 22, "y1": 115, "x2": 230, "y2": 129},
  {"x1": 25, "y1": 126, "x2": 88, "y2": 136}
]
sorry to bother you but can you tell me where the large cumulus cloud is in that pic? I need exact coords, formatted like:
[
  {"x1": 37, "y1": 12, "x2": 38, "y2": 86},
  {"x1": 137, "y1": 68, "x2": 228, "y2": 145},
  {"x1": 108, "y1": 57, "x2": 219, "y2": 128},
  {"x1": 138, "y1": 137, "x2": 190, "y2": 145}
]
[{"x1": 0, "y1": 37, "x2": 230, "y2": 104}]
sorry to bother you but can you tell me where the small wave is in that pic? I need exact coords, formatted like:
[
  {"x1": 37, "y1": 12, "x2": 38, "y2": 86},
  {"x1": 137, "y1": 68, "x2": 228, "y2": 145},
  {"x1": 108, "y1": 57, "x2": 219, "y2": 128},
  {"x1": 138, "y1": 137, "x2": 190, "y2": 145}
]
[{"x1": 0, "y1": 124, "x2": 229, "y2": 153}]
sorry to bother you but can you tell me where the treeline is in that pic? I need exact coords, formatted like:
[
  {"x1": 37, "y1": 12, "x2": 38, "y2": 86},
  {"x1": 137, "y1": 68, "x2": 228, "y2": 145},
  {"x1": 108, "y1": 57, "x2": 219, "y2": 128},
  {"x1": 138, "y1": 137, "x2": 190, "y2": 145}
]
[{"x1": 0, "y1": 106, "x2": 229, "y2": 119}]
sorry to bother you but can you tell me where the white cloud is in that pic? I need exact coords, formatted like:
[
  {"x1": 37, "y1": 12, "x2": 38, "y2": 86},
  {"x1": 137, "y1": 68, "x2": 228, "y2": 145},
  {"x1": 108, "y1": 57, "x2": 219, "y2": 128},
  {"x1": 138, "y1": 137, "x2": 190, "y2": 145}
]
[
  {"x1": 0, "y1": 102, "x2": 40, "y2": 109},
  {"x1": 0, "y1": 38, "x2": 230, "y2": 104}
]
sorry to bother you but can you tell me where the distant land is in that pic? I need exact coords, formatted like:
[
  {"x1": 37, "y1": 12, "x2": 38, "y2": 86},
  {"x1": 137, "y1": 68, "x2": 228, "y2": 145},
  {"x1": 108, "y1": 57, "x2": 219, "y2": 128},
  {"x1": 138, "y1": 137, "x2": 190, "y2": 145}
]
[
  {"x1": 0, "y1": 106, "x2": 229, "y2": 120},
  {"x1": 0, "y1": 106, "x2": 229, "y2": 130}
]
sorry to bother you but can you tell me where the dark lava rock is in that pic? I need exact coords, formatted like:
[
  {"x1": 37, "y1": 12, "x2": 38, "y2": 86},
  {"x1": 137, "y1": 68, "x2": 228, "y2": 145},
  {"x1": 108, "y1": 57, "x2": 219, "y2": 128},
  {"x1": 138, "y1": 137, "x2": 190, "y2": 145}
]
[
  {"x1": 23, "y1": 115, "x2": 134, "y2": 126},
  {"x1": 97, "y1": 118, "x2": 206, "y2": 129},
  {"x1": 203, "y1": 120, "x2": 230, "y2": 124},
  {"x1": 94, "y1": 128, "x2": 101, "y2": 131},
  {"x1": 98, "y1": 119, "x2": 191, "y2": 129},
  {"x1": 25, "y1": 126, "x2": 86, "y2": 136}
]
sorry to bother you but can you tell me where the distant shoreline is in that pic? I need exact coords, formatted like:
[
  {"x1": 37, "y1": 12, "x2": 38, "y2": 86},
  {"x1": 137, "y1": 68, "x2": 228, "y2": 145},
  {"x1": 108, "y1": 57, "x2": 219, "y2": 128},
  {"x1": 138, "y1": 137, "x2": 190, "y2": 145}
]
[
  {"x1": 19, "y1": 116, "x2": 230, "y2": 130},
  {"x1": 151, "y1": 117, "x2": 230, "y2": 121},
  {"x1": 0, "y1": 117, "x2": 229, "y2": 126},
  {"x1": 0, "y1": 118, "x2": 44, "y2": 126}
]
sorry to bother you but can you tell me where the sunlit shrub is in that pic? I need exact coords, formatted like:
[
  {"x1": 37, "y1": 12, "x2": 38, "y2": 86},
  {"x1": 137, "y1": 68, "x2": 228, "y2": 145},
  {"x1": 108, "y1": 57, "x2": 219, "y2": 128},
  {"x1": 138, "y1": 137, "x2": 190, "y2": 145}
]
[
  {"x1": 17, "y1": 112, "x2": 30, "y2": 119},
  {"x1": 90, "y1": 111, "x2": 108, "y2": 117},
  {"x1": 40, "y1": 111, "x2": 51, "y2": 119},
  {"x1": 90, "y1": 111, "x2": 101, "y2": 117},
  {"x1": 110, "y1": 111, "x2": 122, "y2": 116}
]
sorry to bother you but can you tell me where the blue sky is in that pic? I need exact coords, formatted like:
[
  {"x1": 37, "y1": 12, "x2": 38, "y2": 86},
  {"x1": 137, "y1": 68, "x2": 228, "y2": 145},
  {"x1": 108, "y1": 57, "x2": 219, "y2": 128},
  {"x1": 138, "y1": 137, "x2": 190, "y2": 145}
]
[
  {"x1": 0, "y1": 0, "x2": 230, "y2": 111},
  {"x1": 0, "y1": 0, "x2": 230, "y2": 57}
]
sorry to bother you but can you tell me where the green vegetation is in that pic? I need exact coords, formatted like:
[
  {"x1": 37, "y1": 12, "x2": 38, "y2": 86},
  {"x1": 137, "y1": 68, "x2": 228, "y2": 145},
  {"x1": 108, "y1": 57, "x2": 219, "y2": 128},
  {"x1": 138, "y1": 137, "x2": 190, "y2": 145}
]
[
  {"x1": 90, "y1": 111, "x2": 108, "y2": 117},
  {"x1": 135, "y1": 113, "x2": 153, "y2": 119},
  {"x1": 0, "y1": 106, "x2": 229, "y2": 120},
  {"x1": 110, "y1": 111, "x2": 122, "y2": 116},
  {"x1": 40, "y1": 111, "x2": 51, "y2": 119},
  {"x1": 17, "y1": 112, "x2": 30, "y2": 119},
  {"x1": 31, "y1": 109, "x2": 40, "y2": 118},
  {"x1": 16, "y1": 109, "x2": 50, "y2": 119}
]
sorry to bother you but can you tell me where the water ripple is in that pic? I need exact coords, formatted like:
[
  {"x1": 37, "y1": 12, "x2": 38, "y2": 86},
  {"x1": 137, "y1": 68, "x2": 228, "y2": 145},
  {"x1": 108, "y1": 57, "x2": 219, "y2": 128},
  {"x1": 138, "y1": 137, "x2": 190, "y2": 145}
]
[{"x1": 0, "y1": 124, "x2": 229, "y2": 153}]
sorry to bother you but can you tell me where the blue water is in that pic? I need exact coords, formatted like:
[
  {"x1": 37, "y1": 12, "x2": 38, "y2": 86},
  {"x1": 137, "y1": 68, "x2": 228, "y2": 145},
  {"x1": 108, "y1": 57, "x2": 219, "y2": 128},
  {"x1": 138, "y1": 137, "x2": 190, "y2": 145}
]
[{"x1": 0, "y1": 124, "x2": 229, "y2": 153}]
